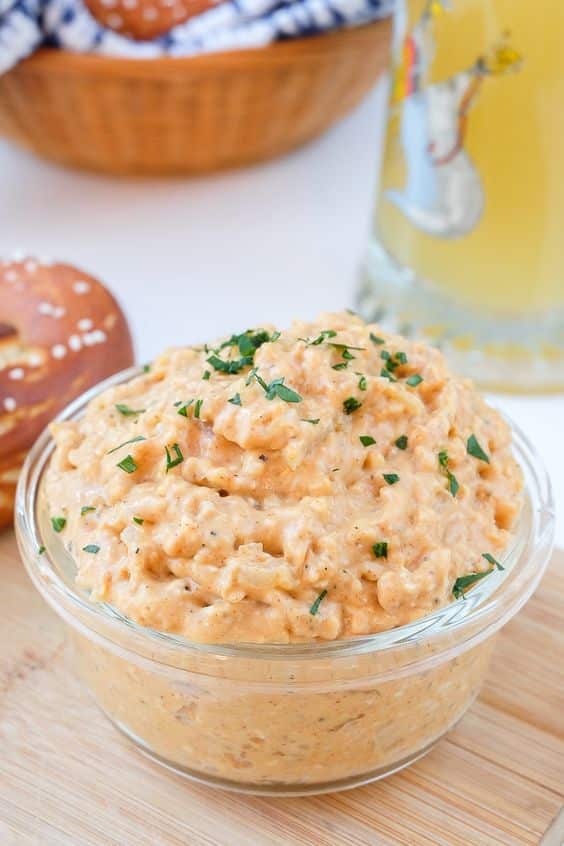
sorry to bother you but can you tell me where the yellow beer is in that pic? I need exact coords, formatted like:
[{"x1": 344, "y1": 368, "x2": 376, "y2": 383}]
[{"x1": 359, "y1": 0, "x2": 564, "y2": 390}]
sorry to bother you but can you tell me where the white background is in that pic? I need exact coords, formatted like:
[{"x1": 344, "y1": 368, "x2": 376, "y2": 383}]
[{"x1": 2, "y1": 81, "x2": 562, "y2": 545}]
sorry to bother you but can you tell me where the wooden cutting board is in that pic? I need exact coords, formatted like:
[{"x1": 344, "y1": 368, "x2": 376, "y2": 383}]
[{"x1": 1, "y1": 530, "x2": 562, "y2": 846}]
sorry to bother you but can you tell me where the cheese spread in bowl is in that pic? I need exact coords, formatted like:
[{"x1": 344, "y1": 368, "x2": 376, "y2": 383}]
[{"x1": 16, "y1": 313, "x2": 554, "y2": 794}]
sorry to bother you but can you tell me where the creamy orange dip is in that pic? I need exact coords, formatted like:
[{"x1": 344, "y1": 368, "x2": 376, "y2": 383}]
[{"x1": 45, "y1": 313, "x2": 522, "y2": 644}]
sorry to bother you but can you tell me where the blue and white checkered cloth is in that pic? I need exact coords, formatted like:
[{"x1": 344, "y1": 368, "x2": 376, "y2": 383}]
[{"x1": 0, "y1": 0, "x2": 392, "y2": 74}]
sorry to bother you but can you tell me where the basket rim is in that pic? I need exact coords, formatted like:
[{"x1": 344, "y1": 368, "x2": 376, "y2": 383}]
[{"x1": 10, "y1": 20, "x2": 390, "y2": 76}]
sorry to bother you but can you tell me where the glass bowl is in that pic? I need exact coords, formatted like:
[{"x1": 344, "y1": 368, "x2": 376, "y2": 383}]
[{"x1": 14, "y1": 369, "x2": 555, "y2": 796}]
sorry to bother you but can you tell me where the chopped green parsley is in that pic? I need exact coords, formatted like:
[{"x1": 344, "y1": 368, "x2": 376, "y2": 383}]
[
  {"x1": 438, "y1": 450, "x2": 459, "y2": 497},
  {"x1": 177, "y1": 401, "x2": 194, "y2": 417},
  {"x1": 300, "y1": 329, "x2": 337, "y2": 345},
  {"x1": 372, "y1": 541, "x2": 388, "y2": 558},
  {"x1": 360, "y1": 435, "x2": 376, "y2": 447},
  {"x1": 343, "y1": 397, "x2": 362, "y2": 414},
  {"x1": 117, "y1": 455, "x2": 138, "y2": 474},
  {"x1": 208, "y1": 329, "x2": 274, "y2": 375},
  {"x1": 207, "y1": 353, "x2": 253, "y2": 375},
  {"x1": 107, "y1": 435, "x2": 146, "y2": 455},
  {"x1": 165, "y1": 443, "x2": 184, "y2": 472},
  {"x1": 453, "y1": 570, "x2": 492, "y2": 599},
  {"x1": 248, "y1": 371, "x2": 302, "y2": 403},
  {"x1": 309, "y1": 589, "x2": 328, "y2": 616},
  {"x1": 467, "y1": 434, "x2": 490, "y2": 463},
  {"x1": 51, "y1": 516, "x2": 66, "y2": 533},
  {"x1": 482, "y1": 552, "x2": 504, "y2": 570},
  {"x1": 395, "y1": 435, "x2": 408, "y2": 450},
  {"x1": 406, "y1": 374, "x2": 423, "y2": 387},
  {"x1": 115, "y1": 403, "x2": 145, "y2": 417}
]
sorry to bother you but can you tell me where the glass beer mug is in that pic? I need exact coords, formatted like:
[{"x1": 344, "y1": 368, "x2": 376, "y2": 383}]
[{"x1": 358, "y1": 0, "x2": 564, "y2": 392}]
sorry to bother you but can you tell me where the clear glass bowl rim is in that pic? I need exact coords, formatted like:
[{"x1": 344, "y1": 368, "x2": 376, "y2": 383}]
[{"x1": 15, "y1": 366, "x2": 556, "y2": 678}]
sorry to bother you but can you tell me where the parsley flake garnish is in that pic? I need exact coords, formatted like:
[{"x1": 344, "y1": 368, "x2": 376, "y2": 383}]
[
  {"x1": 329, "y1": 343, "x2": 365, "y2": 353},
  {"x1": 301, "y1": 329, "x2": 337, "y2": 345},
  {"x1": 177, "y1": 401, "x2": 194, "y2": 417},
  {"x1": 358, "y1": 375, "x2": 367, "y2": 391},
  {"x1": 165, "y1": 443, "x2": 184, "y2": 472},
  {"x1": 482, "y1": 552, "x2": 504, "y2": 570},
  {"x1": 438, "y1": 451, "x2": 459, "y2": 497},
  {"x1": 383, "y1": 473, "x2": 400, "y2": 485},
  {"x1": 81, "y1": 506, "x2": 96, "y2": 515},
  {"x1": 38, "y1": 545, "x2": 46, "y2": 555},
  {"x1": 117, "y1": 455, "x2": 137, "y2": 474},
  {"x1": 236, "y1": 330, "x2": 271, "y2": 357},
  {"x1": 406, "y1": 374, "x2": 423, "y2": 387},
  {"x1": 202, "y1": 370, "x2": 211, "y2": 381},
  {"x1": 395, "y1": 435, "x2": 408, "y2": 450},
  {"x1": 332, "y1": 362, "x2": 348, "y2": 371},
  {"x1": 360, "y1": 435, "x2": 376, "y2": 447},
  {"x1": 176, "y1": 398, "x2": 204, "y2": 418},
  {"x1": 236, "y1": 334, "x2": 257, "y2": 357},
  {"x1": 115, "y1": 403, "x2": 145, "y2": 417},
  {"x1": 343, "y1": 397, "x2": 362, "y2": 414},
  {"x1": 302, "y1": 418, "x2": 320, "y2": 424},
  {"x1": 372, "y1": 541, "x2": 388, "y2": 558},
  {"x1": 453, "y1": 570, "x2": 492, "y2": 599},
  {"x1": 133, "y1": 517, "x2": 144, "y2": 525},
  {"x1": 82, "y1": 544, "x2": 100, "y2": 554},
  {"x1": 246, "y1": 367, "x2": 260, "y2": 386},
  {"x1": 249, "y1": 371, "x2": 302, "y2": 403},
  {"x1": 448, "y1": 473, "x2": 460, "y2": 496},
  {"x1": 51, "y1": 516, "x2": 66, "y2": 533},
  {"x1": 467, "y1": 434, "x2": 490, "y2": 463},
  {"x1": 381, "y1": 350, "x2": 408, "y2": 373},
  {"x1": 207, "y1": 330, "x2": 272, "y2": 374},
  {"x1": 369, "y1": 333, "x2": 385, "y2": 345},
  {"x1": 271, "y1": 382, "x2": 302, "y2": 403},
  {"x1": 228, "y1": 393, "x2": 242, "y2": 406},
  {"x1": 207, "y1": 353, "x2": 253, "y2": 375},
  {"x1": 142, "y1": 364, "x2": 151, "y2": 373},
  {"x1": 309, "y1": 589, "x2": 328, "y2": 616},
  {"x1": 380, "y1": 368, "x2": 397, "y2": 382},
  {"x1": 107, "y1": 435, "x2": 146, "y2": 455}
]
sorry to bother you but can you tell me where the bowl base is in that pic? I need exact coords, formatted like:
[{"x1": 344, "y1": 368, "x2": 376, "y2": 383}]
[{"x1": 109, "y1": 716, "x2": 439, "y2": 796}]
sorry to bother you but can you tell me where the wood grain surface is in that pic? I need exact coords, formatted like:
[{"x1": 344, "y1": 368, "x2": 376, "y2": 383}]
[{"x1": 1, "y1": 530, "x2": 562, "y2": 846}]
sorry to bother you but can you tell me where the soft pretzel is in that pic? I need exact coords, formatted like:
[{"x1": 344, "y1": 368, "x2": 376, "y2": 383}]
[
  {"x1": 83, "y1": 0, "x2": 218, "y2": 41},
  {"x1": 0, "y1": 257, "x2": 134, "y2": 529}
]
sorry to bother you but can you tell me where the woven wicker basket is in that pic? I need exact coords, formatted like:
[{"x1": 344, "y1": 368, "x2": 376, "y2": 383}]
[{"x1": 0, "y1": 20, "x2": 390, "y2": 175}]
